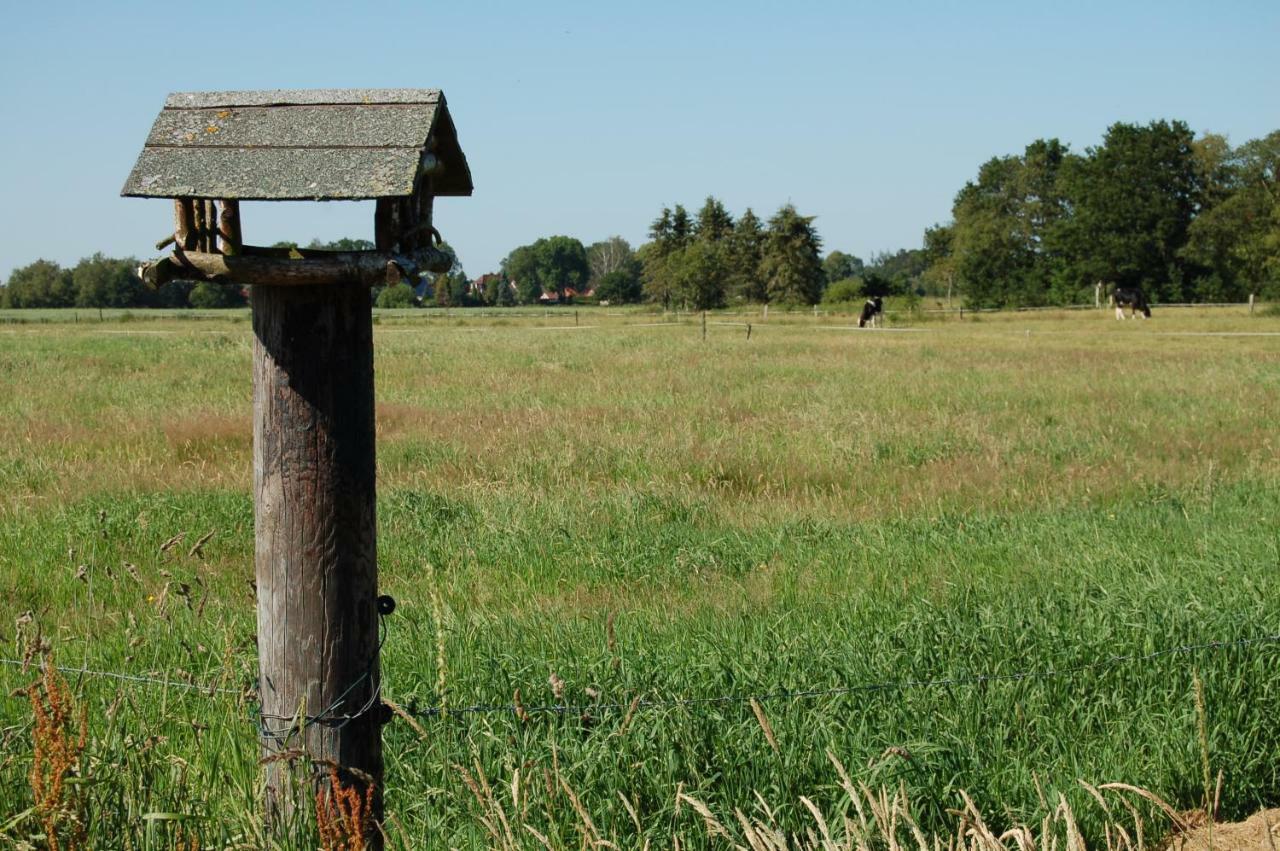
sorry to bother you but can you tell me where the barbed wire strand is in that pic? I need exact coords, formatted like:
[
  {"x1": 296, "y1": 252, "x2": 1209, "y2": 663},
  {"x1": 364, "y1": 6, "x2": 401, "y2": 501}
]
[
  {"x1": 0, "y1": 656, "x2": 242, "y2": 696},
  {"x1": 5, "y1": 632, "x2": 1278, "y2": 725}
]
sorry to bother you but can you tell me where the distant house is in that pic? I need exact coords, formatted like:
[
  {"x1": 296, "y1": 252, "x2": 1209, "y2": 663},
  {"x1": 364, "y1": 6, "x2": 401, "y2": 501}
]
[{"x1": 539, "y1": 286, "x2": 595, "y2": 303}]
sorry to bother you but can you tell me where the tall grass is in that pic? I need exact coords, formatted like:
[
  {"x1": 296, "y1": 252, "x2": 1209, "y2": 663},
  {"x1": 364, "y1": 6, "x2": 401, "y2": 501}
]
[{"x1": 1, "y1": 308, "x2": 1278, "y2": 847}]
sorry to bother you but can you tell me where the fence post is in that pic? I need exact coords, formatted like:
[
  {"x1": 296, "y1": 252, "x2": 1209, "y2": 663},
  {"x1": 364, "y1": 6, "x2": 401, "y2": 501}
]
[
  {"x1": 1249, "y1": 293, "x2": 1255, "y2": 314},
  {"x1": 763, "y1": 304, "x2": 769, "y2": 321},
  {"x1": 701, "y1": 310, "x2": 707, "y2": 340},
  {"x1": 746, "y1": 322, "x2": 752, "y2": 340},
  {"x1": 575, "y1": 309, "x2": 579, "y2": 326},
  {"x1": 252, "y1": 284, "x2": 383, "y2": 830}
]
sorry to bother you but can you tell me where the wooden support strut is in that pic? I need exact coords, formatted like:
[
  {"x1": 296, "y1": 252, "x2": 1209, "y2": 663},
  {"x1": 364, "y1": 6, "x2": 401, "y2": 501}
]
[
  {"x1": 174, "y1": 198, "x2": 196, "y2": 250},
  {"x1": 138, "y1": 246, "x2": 454, "y2": 289},
  {"x1": 218, "y1": 200, "x2": 242, "y2": 256}
]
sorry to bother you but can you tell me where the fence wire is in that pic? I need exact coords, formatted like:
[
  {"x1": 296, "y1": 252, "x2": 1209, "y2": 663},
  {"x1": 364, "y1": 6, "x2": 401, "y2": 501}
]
[{"x1": 8, "y1": 632, "x2": 1278, "y2": 725}]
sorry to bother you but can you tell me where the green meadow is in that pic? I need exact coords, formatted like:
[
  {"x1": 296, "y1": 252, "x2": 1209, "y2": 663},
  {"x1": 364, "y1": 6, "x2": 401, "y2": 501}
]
[{"x1": 1, "y1": 306, "x2": 1278, "y2": 848}]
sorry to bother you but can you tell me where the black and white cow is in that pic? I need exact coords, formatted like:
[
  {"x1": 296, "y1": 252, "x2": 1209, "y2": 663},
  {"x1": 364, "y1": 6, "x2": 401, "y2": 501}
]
[
  {"x1": 858, "y1": 296, "x2": 884, "y2": 328},
  {"x1": 1111, "y1": 286, "x2": 1151, "y2": 320}
]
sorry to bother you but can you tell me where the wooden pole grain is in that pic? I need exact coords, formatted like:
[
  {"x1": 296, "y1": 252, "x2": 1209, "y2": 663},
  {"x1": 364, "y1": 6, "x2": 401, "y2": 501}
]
[{"x1": 252, "y1": 283, "x2": 383, "y2": 842}]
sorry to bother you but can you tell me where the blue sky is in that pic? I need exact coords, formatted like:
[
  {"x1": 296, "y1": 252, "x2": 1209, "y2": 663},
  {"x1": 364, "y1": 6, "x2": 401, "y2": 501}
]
[{"x1": 1, "y1": 1, "x2": 1276, "y2": 282}]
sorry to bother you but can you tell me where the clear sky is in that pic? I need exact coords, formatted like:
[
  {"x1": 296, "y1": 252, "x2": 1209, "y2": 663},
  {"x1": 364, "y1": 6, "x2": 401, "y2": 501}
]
[{"x1": 1, "y1": 1, "x2": 1276, "y2": 282}]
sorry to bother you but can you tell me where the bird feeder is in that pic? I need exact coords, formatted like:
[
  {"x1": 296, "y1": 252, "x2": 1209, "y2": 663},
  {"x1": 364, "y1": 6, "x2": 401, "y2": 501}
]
[{"x1": 122, "y1": 88, "x2": 473, "y2": 841}]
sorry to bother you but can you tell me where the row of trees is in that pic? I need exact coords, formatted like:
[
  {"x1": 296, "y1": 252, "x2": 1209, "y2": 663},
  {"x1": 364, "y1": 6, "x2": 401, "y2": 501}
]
[
  {"x1": 638, "y1": 199, "x2": 826, "y2": 309},
  {"x1": 924, "y1": 122, "x2": 1280, "y2": 307},
  {"x1": 1, "y1": 255, "x2": 243, "y2": 309},
  {"x1": 7, "y1": 120, "x2": 1273, "y2": 311}
]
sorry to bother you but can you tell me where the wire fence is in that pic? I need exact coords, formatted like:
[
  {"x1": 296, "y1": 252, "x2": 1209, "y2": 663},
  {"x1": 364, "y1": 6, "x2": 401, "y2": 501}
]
[{"x1": 6, "y1": 631, "x2": 1280, "y2": 728}]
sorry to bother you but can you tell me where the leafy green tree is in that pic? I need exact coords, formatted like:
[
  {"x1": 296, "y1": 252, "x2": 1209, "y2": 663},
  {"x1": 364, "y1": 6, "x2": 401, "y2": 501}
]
[
  {"x1": 502, "y1": 236, "x2": 589, "y2": 303},
  {"x1": 595, "y1": 269, "x2": 643, "y2": 303},
  {"x1": 3, "y1": 260, "x2": 75, "y2": 308},
  {"x1": 377, "y1": 283, "x2": 417, "y2": 308},
  {"x1": 694, "y1": 196, "x2": 734, "y2": 243},
  {"x1": 726, "y1": 208, "x2": 766, "y2": 302},
  {"x1": 821, "y1": 277, "x2": 864, "y2": 305},
  {"x1": 667, "y1": 241, "x2": 730, "y2": 309},
  {"x1": 760, "y1": 205, "x2": 824, "y2": 304},
  {"x1": 823, "y1": 250, "x2": 863, "y2": 285},
  {"x1": 921, "y1": 224, "x2": 957, "y2": 302},
  {"x1": 639, "y1": 242, "x2": 674, "y2": 307},
  {"x1": 1057, "y1": 120, "x2": 1200, "y2": 301},
  {"x1": 587, "y1": 237, "x2": 640, "y2": 289},
  {"x1": 73, "y1": 253, "x2": 145, "y2": 308},
  {"x1": 948, "y1": 139, "x2": 1074, "y2": 307},
  {"x1": 865, "y1": 248, "x2": 930, "y2": 296},
  {"x1": 189, "y1": 282, "x2": 247, "y2": 308},
  {"x1": 1183, "y1": 131, "x2": 1280, "y2": 299}
]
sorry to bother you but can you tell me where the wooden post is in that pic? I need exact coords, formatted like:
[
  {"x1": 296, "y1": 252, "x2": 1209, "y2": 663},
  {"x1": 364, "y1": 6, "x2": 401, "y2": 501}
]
[
  {"x1": 218, "y1": 200, "x2": 242, "y2": 256},
  {"x1": 174, "y1": 198, "x2": 196, "y2": 250},
  {"x1": 252, "y1": 283, "x2": 383, "y2": 841},
  {"x1": 1249, "y1": 293, "x2": 1255, "y2": 314},
  {"x1": 701, "y1": 310, "x2": 707, "y2": 340},
  {"x1": 1095, "y1": 281, "x2": 1102, "y2": 309},
  {"x1": 763, "y1": 304, "x2": 768, "y2": 321},
  {"x1": 575, "y1": 310, "x2": 579, "y2": 326},
  {"x1": 746, "y1": 322, "x2": 752, "y2": 340},
  {"x1": 205, "y1": 200, "x2": 221, "y2": 253}
]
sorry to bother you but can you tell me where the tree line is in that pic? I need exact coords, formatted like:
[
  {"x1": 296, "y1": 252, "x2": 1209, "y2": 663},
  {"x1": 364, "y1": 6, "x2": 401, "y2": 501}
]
[
  {"x1": 924, "y1": 121, "x2": 1280, "y2": 308},
  {"x1": 4, "y1": 119, "x2": 1275, "y2": 311}
]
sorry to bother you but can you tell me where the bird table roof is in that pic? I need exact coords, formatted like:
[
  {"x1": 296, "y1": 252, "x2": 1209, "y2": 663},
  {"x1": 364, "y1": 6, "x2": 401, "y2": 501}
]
[{"x1": 121, "y1": 89, "x2": 472, "y2": 201}]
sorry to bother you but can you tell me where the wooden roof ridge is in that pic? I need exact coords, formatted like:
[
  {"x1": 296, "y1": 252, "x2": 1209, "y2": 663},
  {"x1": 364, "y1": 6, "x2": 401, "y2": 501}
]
[{"x1": 122, "y1": 88, "x2": 472, "y2": 201}]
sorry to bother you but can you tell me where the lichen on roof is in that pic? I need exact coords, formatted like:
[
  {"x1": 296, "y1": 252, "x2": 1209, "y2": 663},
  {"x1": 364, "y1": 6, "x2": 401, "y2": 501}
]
[{"x1": 122, "y1": 88, "x2": 472, "y2": 201}]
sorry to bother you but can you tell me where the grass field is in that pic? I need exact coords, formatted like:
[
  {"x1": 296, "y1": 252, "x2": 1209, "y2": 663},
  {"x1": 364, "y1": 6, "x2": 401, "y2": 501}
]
[{"x1": 1, "y1": 305, "x2": 1278, "y2": 848}]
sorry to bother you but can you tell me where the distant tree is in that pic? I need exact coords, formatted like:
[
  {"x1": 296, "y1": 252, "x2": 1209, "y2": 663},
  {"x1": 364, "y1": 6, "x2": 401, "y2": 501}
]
[
  {"x1": 726, "y1": 208, "x2": 766, "y2": 302},
  {"x1": 481, "y1": 274, "x2": 518, "y2": 306},
  {"x1": 308, "y1": 237, "x2": 375, "y2": 251},
  {"x1": 189, "y1": 282, "x2": 246, "y2": 308},
  {"x1": 421, "y1": 241, "x2": 464, "y2": 302},
  {"x1": 947, "y1": 138, "x2": 1074, "y2": 307},
  {"x1": 667, "y1": 241, "x2": 730, "y2": 310},
  {"x1": 639, "y1": 242, "x2": 674, "y2": 307},
  {"x1": 1183, "y1": 130, "x2": 1280, "y2": 300},
  {"x1": 587, "y1": 237, "x2": 642, "y2": 303},
  {"x1": 694, "y1": 196, "x2": 735, "y2": 243},
  {"x1": 501, "y1": 236, "x2": 589, "y2": 302},
  {"x1": 760, "y1": 205, "x2": 824, "y2": 304},
  {"x1": 377, "y1": 283, "x2": 417, "y2": 308},
  {"x1": 4, "y1": 259, "x2": 75, "y2": 308},
  {"x1": 921, "y1": 224, "x2": 957, "y2": 302},
  {"x1": 152, "y1": 280, "x2": 196, "y2": 308},
  {"x1": 1057, "y1": 120, "x2": 1200, "y2": 301},
  {"x1": 587, "y1": 236, "x2": 640, "y2": 288},
  {"x1": 822, "y1": 250, "x2": 863, "y2": 285},
  {"x1": 670, "y1": 205, "x2": 693, "y2": 247},
  {"x1": 73, "y1": 253, "x2": 144, "y2": 308},
  {"x1": 595, "y1": 268, "x2": 644, "y2": 304},
  {"x1": 821, "y1": 277, "x2": 864, "y2": 305},
  {"x1": 865, "y1": 247, "x2": 929, "y2": 296}
]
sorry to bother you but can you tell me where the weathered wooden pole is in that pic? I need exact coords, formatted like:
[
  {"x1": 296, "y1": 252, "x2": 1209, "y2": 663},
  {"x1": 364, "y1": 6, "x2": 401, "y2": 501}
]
[{"x1": 253, "y1": 283, "x2": 383, "y2": 835}]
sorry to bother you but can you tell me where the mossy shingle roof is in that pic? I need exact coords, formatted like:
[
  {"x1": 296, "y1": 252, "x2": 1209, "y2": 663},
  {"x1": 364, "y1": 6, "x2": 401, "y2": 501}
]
[{"x1": 121, "y1": 89, "x2": 472, "y2": 200}]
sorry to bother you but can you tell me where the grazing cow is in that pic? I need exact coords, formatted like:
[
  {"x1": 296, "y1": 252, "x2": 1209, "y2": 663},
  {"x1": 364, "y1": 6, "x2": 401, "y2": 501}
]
[
  {"x1": 859, "y1": 296, "x2": 884, "y2": 328},
  {"x1": 1112, "y1": 286, "x2": 1151, "y2": 320}
]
